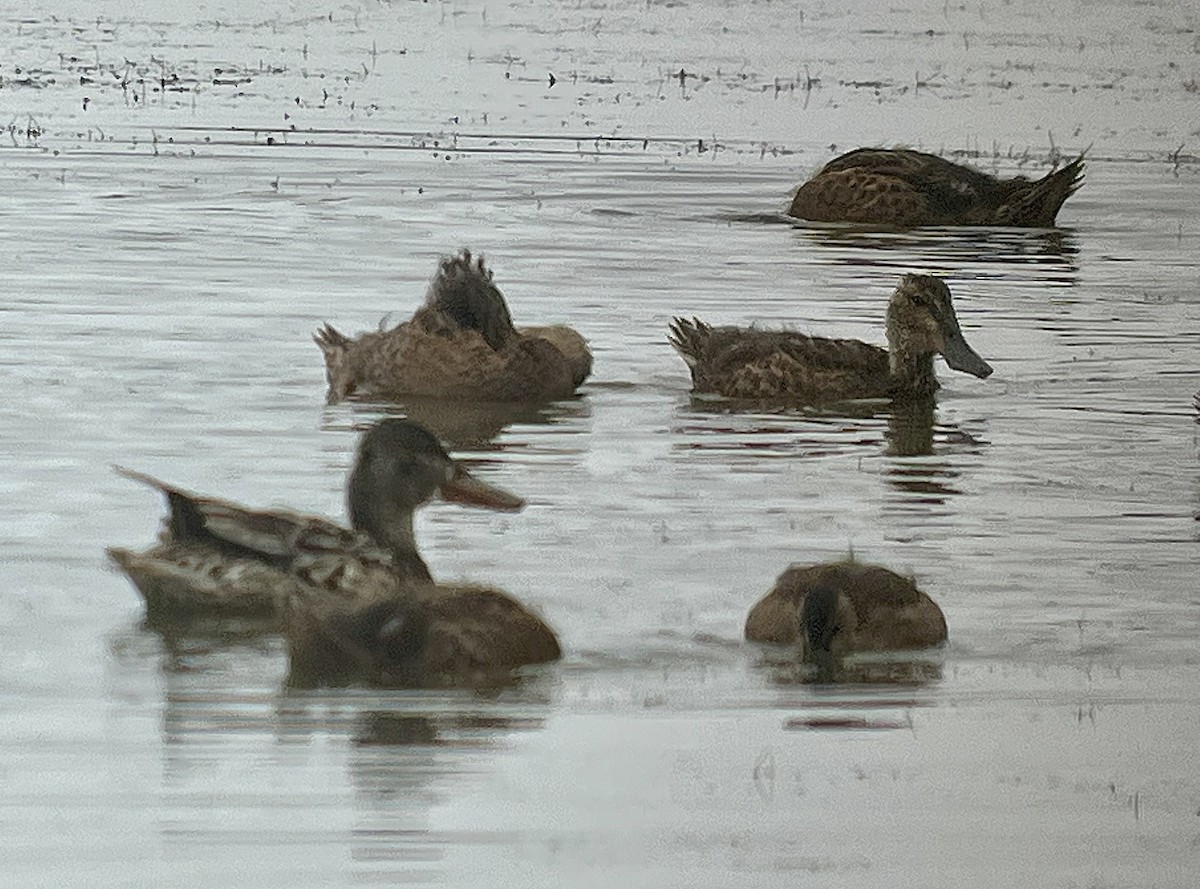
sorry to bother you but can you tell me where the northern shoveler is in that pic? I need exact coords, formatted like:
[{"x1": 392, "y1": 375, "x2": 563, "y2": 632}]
[
  {"x1": 745, "y1": 560, "x2": 947, "y2": 658},
  {"x1": 788, "y1": 148, "x2": 1085, "y2": 227},
  {"x1": 315, "y1": 250, "x2": 592, "y2": 403},
  {"x1": 668, "y1": 274, "x2": 993, "y2": 404},
  {"x1": 107, "y1": 419, "x2": 560, "y2": 686}
]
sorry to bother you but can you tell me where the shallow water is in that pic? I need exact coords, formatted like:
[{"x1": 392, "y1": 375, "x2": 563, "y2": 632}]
[{"x1": 3, "y1": 0, "x2": 1200, "y2": 886}]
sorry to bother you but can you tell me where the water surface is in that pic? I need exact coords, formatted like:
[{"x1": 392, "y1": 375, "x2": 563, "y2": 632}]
[{"x1": 3, "y1": 0, "x2": 1199, "y2": 886}]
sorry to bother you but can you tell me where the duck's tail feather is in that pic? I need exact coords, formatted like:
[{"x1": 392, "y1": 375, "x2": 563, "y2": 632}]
[
  {"x1": 313, "y1": 322, "x2": 351, "y2": 353},
  {"x1": 1013, "y1": 154, "x2": 1085, "y2": 226},
  {"x1": 113, "y1": 465, "x2": 307, "y2": 566},
  {"x1": 425, "y1": 249, "x2": 517, "y2": 351},
  {"x1": 313, "y1": 322, "x2": 358, "y2": 403},
  {"x1": 666, "y1": 317, "x2": 711, "y2": 369}
]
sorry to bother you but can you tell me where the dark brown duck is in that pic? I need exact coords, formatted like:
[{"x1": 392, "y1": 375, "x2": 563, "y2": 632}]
[
  {"x1": 669, "y1": 274, "x2": 993, "y2": 404},
  {"x1": 788, "y1": 148, "x2": 1085, "y2": 227},
  {"x1": 745, "y1": 560, "x2": 948, "y2": 658}
]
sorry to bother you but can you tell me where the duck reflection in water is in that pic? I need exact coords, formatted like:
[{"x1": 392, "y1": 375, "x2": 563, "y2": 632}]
[{"x1": 330, "y1": 395, "x2": 590, "y2": 453}]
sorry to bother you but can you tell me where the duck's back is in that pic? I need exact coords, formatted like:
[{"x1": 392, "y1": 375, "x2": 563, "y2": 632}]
[
  {"x1": 789, "y1": 148, "x2": 1007, "y2": 226},
  {"x1": 746, "y1": 561, "x2": 946, "y2": 652},
  {"x1": 107, "y1": 469, "x2": 395, "y2": 622},
  {"x1": 282, "y1": 580, "x2": 560, "y2": 688},
  {"x1": 789, "y1": 148, "x2": 1084, "y2": 227},
  {"x1": 670, "y1": 319, "x2": 892, "y2": 402},
  {"x1": 411, "y1": 584, "x2": 561, "y2": 677}
]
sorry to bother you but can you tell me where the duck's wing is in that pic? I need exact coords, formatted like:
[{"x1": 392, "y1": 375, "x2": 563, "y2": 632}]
[
  {"x1": 670, "y1": 320, "x2": 890, "y2": 401},
  {"x1": 113, "y1": 466, "x2": 376, "y2": 568},
  {"x1": 414, "y1": 585, "x2": 561, "y2": 674},
  {"x1": 795, "y1": 149, "x2": 1004, "y2": 225},
  {"x1": 422, "y1": 250, "x2": 516, "y2": 351},
  {"x1": 282, "y1": 582, "x2": 559, "y2": 688}
]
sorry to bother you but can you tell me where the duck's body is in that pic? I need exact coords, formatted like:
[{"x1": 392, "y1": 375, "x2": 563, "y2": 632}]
[
  {"x1": 787, "y1": 148, "x2": 1085, "y2": 228},
  {"x1": 744, "y1": 560, "x2": 947, "y2": 657},
  {"x1": 315, "y1": 250, "x2": 592, "y2": 403},
  {"x1": 107, "y1": 471, "x2": 394, "y2": 622},
  {"x1": 108, "y1": 420, "x2": 560, "y2": 687},
  {"x1": 284, "y1": 580, "x2": 561, "y2": 688},
  {"x1": 668, "y1": 274, "x2": 993, "y2": 405}
]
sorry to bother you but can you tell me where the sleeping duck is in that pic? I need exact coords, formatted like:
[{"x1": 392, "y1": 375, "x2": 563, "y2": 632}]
[
  {"x1": 107, "y1": 419, "x2": 560, "y2": 686},
  {"x1": 315, "y1": 250, "x2": 592, "y2": 403},
  {"x1": 745, "y1": 560, "x2": 947, "y2": 659},
  {"x1": 669, "y1": 273, "x2": 993, "y2": 405},
  {"x1": 787, "y1": 148, "x2": 1085, "y2": 228}
]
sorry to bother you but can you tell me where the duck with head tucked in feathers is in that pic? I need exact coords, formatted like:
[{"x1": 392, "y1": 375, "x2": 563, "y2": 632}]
[
  {"x1": 745, "y1": 560, "x2": 948, "y2": 663},
  {"x1": 315, "y1": 250, "x2": 592, "y2": 404},
  {"x1": 669, "y1": 274, "x2": 993, "y2": 405},
  {"x1": 787, "y1": 148, "x2": 1085, "y2": 228},
  {"x1": 107, "y1": 419, "x2": 560, "y2": 687}
]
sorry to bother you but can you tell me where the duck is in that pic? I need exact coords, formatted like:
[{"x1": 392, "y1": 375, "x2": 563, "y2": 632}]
[
  {"x1": 315, "y1": 250, "x2": 593, "y2": 404},
  {"x1": 107, "y1": 419, "x2": 560, "y2": 686},
  {"x1": 787, "y1": 148, "x2": 1085, "y2": 228},
  {"x1": 744, "y1": 560, "x2": 947, "y2": 660},
  {"x1": 668, "y1": 273, "x2": 993, "y2": 404}
]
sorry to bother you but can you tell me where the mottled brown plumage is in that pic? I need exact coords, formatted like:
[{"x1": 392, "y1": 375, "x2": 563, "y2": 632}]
[
  {"x1": 668, "y1": 274, "x2": 993, "y2": 405},
  {"x1": 787, "y1": 148, "x2": 1085, "y2": 227},
  {"x1": 107, "y1": 419, "x2": 560, "y2": 687},
  {"x1": 315, "y1": 250, "x2": 592, "y2": 403},
  {"x1": 744, "y1": 560, "x2": 947, "y2": 657}
]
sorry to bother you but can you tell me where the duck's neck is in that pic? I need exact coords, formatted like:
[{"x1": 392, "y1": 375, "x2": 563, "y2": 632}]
[
  {"x1": 885, "y1": 307, "x2": 940, "y2": 397},
  {"x1": 886, "y1": 348, "x2": 939, "y2": 396},
  {"x1": 354, "y1": 504, "x2": 433, "y2": 584}
]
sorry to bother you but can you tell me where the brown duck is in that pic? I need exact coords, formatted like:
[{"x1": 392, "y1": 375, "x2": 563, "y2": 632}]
[
  {"x1": 107, "y1": 419, "x2": 560, "y2": 687},
  {"x1": 787, "y1": 148, "x2": 1085, "y2": 227},
  {"x1": 669, "y1": 274, "x2": 993, "y2": 404},
  {"x1": 315, "y1": 250, "x2": 592, "y2": 403},
  {"x1": 745, "y1": 560, "x2": 947, "y2": 658}
]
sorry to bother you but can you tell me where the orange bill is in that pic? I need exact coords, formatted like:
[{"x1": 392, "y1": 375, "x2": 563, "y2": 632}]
[{"x1": 439, "y1": 464, "x2": 525, "y2": 512}]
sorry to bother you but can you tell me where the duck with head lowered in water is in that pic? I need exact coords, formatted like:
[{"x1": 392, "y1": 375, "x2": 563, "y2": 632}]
[
  {"x1": 745, "y1": 559, "x2": 948, "y2": 668},
  {"x1": 315, "y1": 250, "x2": 592, "y2": 404},
  {"x1": 787, "y1": 147, "x2": 1085, "y2": 228},
  {"x1": 669, "y1": 274, "x2": 993, "y2": 406},
  {"x1": 107, "y1": 419, "x2": 560, "y2": 687}
]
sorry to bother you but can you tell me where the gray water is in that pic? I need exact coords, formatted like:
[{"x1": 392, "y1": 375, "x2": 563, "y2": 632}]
[{"x1": 3, "y1": 0, "x2": 1199, "y2": 886}]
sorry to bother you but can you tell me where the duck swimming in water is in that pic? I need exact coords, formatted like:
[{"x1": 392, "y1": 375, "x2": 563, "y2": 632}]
[
  {"x1": 315, "y1": 250, "x2": 592, "y2": 404},
  {"x1": 668, "y1": 274, "x2": 993, "y2": 405},
  {"x1": 787, "y1": 148, "x2": 1085, "y2": 228},
  {"x1": 744, "y1": 560, "x2": 947, "y2": 660},
  {"x1": 107, "y1": 419, "x2": 560, "y2": 686}
]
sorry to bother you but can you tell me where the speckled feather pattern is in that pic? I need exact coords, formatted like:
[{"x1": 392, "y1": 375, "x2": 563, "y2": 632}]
[
  {"x1": 669, "y1": 320, "x2": 894, "y2": 402},
  {"x1": 668, "y1": 274, "x2": 990, "y2": 405},
  {"x1": 788, "y1": 148, "x2": 1085, "y2": 227}
]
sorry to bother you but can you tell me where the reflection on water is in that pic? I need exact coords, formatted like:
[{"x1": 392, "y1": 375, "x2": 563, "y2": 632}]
[
  {"x1": 323, "y1": 396, "x2": 593, "y2": 450},
  {"x1": 755, "y1": 645, "x2": 946, "y2": 689},
  {"x1": 791, "y1": 224, "x2": 1080, "y2": 279}
]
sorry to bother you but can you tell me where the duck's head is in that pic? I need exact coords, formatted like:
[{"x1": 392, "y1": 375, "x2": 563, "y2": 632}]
[
  {"x1": 347, "y1": 419, "x2": 524, "y2": 549},
  {"x1": 886, "y1": 275, "x2": 993, "y2": 380}
]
